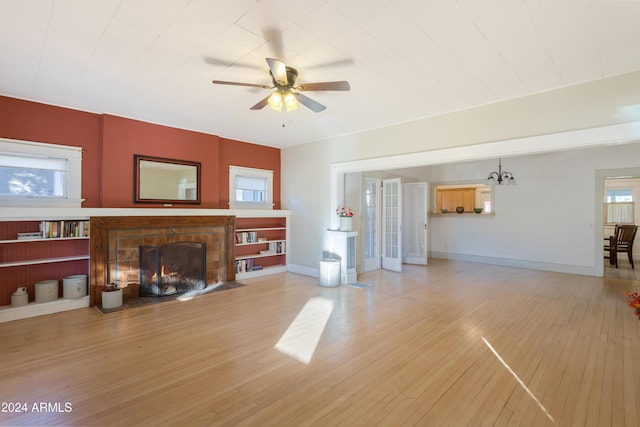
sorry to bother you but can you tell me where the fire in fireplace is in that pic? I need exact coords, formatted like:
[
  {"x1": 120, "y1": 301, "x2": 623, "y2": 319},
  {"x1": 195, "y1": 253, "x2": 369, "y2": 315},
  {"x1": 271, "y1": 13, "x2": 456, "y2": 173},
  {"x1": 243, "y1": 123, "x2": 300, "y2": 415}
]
[{"x1": 139, "y1": 242, "x2": 206, "y2": 296}]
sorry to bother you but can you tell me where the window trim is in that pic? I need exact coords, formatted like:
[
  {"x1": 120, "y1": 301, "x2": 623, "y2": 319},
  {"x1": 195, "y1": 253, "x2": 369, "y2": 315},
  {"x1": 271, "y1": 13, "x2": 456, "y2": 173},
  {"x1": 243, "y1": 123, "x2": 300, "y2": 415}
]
[
  {"x1": 0, "y1": 137, "x2": 83, "y2": 207},
  {"x1": 229, "y1": 165, "x2": 273, "y2": 210}
]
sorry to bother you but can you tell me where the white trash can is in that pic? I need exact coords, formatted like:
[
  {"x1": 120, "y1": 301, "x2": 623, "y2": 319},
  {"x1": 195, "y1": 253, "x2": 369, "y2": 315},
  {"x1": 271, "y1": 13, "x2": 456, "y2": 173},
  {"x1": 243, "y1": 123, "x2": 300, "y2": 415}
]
[{"x1": 319, "y1": 258, "x2": 341, "y2": 287}]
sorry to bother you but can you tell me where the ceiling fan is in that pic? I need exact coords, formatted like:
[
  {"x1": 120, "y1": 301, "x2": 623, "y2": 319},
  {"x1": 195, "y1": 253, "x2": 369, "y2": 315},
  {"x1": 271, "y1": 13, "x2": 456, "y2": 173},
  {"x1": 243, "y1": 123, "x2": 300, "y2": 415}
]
[{"x1": 212, "y1": 58, "x2": 350, "y2": 113}]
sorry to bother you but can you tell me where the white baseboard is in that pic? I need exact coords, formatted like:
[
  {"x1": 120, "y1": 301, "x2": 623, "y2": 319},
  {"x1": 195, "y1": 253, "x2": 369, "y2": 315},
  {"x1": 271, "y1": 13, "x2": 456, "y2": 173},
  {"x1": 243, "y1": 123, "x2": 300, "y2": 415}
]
[
  {"x1": 288, "y1": 263, "x2": 320, "y2": 278},
  {"x1": 289, "y1": 253, "x2": 597, "y2": 281},
  {"x1": 429, "y1": 251, "x2": 596, "y2": 276}
]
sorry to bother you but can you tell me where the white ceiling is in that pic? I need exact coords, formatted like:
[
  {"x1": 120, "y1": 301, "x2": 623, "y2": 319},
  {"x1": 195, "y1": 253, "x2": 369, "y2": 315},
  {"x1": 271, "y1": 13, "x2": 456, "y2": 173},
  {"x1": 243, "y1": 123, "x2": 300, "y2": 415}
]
[{"x1": 1, "y1": 0, "x2": 640, "y2": 149}]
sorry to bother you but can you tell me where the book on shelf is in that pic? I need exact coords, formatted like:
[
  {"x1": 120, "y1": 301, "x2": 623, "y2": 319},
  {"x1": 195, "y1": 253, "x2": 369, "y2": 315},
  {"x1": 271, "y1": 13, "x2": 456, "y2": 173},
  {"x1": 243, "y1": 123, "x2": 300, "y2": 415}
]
[
  {"x1": 268, "y1": 241, "x2": 286, "y2": 254},
  {"x1": 235, "y1": 231, "x2": 259, "y2": 244},
  {"x1": 39, "y1": 220, "x2": 90, "y2": 238},
  {"x1": 236, "y1": 258, "x2": 263, "y2": 273},
  {"x1": 17, "y1": 232, "x2": 44, "y2": 240}
]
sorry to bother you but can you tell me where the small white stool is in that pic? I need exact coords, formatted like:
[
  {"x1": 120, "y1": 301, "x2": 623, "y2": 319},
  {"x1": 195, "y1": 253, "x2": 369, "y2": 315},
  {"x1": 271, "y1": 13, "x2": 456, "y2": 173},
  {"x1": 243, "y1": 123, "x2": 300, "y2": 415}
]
[{"x1": 319, "y1": 258, "x2": 341, "y2": 287}]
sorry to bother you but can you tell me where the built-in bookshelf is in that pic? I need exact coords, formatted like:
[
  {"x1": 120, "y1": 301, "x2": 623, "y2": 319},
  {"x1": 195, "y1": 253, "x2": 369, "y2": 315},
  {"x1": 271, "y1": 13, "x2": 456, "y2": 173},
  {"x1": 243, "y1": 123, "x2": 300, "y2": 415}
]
[
  {"x1": 234, "y1": 213, "x2": 290, "y2": 280},
  {"x1": 0, "y1": 217, "x2": 91, "y2": 323}
]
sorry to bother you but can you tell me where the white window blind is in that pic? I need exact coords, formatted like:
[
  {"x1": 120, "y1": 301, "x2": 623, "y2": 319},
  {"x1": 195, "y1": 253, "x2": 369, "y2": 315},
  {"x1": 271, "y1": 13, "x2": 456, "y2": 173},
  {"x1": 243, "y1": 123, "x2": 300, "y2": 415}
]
[
  {"x1": 236, "y1": 175, "x2": 267, "y2": 202},
  {"x1": 229, "y1": 166, "x2": 273, "y2": 209}
]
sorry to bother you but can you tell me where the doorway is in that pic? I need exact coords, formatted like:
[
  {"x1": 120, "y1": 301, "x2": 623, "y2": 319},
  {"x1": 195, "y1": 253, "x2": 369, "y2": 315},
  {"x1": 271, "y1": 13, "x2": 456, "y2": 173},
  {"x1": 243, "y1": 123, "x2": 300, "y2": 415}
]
[
  {"x1": 360, "y1": 177, "x2": 428, "y2": 273},
  {"x1": 403, "y1": 182, "x2": 428, "y2": 265},
  {"x1": 603, "y1": 175, "x2": 640, "y2": 279}
]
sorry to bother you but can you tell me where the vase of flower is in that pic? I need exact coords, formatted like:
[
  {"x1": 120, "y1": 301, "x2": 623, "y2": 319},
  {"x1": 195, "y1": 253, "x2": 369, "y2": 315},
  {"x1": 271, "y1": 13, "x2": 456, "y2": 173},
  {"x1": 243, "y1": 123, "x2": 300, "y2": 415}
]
[
  {"x1": 336, "y1": 207, "x2": 354, "y2": 231},
  {"x1": 339, "y1": 216, "x2": 353, "y2": 231}
]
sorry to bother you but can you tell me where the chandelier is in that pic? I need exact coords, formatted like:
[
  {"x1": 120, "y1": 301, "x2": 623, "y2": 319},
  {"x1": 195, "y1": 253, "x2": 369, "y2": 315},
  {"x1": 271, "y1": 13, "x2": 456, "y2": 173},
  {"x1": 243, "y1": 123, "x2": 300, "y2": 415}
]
[{"x1": 487, "y1": 158, "x2": 516, "y2": 185}]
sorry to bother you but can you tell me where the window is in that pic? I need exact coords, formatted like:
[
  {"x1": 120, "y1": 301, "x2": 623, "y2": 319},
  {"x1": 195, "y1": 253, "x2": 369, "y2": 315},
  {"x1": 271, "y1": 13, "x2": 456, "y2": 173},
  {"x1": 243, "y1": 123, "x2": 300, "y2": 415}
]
[
  {"x1": 605, "y1": 189, "x2": 634, "y2": 223},
  {"x1": 236, "y1": 175, "x2": 266, "y2": 203},
  {"x1": 0, "y1": 138, "x2": 82, "y2": 207},
  {"x1": 229, "y1": 166, "x2": 273, "y2": 209},
  {"x1": 606, "y1": 189, "x2": 633, "y2": 203},
  {"x1": 0, "y1": 154, "x2": 67, "y2": 197}
]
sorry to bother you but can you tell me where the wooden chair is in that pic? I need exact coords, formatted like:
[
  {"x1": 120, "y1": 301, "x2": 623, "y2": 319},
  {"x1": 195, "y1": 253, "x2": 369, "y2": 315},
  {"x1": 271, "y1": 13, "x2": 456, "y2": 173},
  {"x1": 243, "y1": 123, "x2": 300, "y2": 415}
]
[{"x1": 604, "y1": 224, "x2": 638, "y2": 268}]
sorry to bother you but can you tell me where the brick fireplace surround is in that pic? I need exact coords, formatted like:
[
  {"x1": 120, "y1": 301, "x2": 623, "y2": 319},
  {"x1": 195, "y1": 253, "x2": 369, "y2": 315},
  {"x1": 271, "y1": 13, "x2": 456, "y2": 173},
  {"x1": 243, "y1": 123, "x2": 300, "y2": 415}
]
[{"x1": 89, "y1": 216, "x2": 235, "y2": 307}]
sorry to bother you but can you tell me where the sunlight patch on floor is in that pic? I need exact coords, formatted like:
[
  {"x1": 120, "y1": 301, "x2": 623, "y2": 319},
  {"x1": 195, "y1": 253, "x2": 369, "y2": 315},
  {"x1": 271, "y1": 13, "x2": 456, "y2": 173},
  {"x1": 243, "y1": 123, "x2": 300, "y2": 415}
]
[
  {"x1": 275, "y1": 297, "x2": 334, "y2": 364},
  {"x1": 176, "y1": 282, "x2": 224, "y2": 302},
  {"x1": 482, "y1": 336, "x2": 556, "y2": 425}
]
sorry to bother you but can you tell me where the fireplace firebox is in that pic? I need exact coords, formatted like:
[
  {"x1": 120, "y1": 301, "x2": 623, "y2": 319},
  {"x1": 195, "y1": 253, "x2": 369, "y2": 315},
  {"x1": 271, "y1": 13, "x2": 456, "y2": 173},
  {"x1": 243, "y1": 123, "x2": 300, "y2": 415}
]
[{"x1": 139, "y1": 242, "x2": 206, "y2": 296}]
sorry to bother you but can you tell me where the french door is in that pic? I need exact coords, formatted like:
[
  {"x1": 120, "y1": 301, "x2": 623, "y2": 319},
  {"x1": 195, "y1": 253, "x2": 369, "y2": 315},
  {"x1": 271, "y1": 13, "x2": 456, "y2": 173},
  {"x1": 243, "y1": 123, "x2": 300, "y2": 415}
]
[
  {"x1": 382, "y1": 178, "x2": 402, "y2": 272},
  {"x1": 362, "y1": 177, "x2": 381, "y2": 272}
]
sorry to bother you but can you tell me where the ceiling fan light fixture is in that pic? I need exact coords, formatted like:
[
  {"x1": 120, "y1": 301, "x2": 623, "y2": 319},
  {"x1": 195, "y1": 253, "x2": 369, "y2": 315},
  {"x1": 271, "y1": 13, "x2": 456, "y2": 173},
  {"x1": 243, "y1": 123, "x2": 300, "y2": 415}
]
[
  {"x1": 268, "y1": 91, "x2": 283, "y2": 111},
  {"x1": 268, "y1": 90, "x2": 298, "y2": 112},
  {"x1": 284, "y1": 91, "x2": 298, "y2": 112},
  {"x1": 212, "y1": 57, "x2": 349, "y2": 113}
]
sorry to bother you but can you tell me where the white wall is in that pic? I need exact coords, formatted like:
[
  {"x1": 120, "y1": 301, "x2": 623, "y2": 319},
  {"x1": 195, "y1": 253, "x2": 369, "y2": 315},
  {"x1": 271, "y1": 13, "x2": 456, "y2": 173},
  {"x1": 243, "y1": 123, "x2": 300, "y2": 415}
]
[
  {"x1": 425, "y1": 148, "x2": 640, "y2": 274},
  {"x1": 282, "y1": 71, "x2": 640, "y2": 276}
]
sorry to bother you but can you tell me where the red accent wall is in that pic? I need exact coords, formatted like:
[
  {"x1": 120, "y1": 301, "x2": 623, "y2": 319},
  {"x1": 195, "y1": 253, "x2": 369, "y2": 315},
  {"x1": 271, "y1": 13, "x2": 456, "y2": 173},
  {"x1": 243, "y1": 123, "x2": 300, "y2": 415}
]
[
  {"x1": 0, "y1": 96, "x2": 282, "y2": 306},
  {"x1": 219, "y1": 138, "x2": 281, "y2": 209},
  {"x1": 0, "y1": 96, "x2": 102, "y2": 207},
  {"x1": 101, "y1": 115, "x2": 221, "y2": 208},
  {"x1": 0, "y1": 96, "x2": 281, "y2": 208}
]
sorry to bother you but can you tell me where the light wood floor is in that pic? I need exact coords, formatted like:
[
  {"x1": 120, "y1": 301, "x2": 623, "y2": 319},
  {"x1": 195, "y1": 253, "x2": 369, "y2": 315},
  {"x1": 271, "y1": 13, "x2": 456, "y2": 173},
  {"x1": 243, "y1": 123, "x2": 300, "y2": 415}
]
[
  {"x1": 604, "y1": 255, "x2": 640, "y2": 280},
  {"x1": 1, "y1": 259, "x2": 640, "y2": 426}
]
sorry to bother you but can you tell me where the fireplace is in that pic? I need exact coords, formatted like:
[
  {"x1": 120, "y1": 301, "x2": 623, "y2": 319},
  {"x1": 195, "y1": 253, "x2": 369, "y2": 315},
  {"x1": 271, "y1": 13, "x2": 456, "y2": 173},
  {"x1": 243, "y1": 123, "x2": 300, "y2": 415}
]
[
  {"x1": 89, "y1": 216, "x2": 235, "y2": 307},
  {"x1": 139, "y1": 242, "x2": 206, "y2": 296}
]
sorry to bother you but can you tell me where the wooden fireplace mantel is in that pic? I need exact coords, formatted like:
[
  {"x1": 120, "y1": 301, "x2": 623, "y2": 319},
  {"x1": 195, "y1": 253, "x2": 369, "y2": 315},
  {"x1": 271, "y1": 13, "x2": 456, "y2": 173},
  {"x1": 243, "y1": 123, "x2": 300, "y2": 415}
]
[{"x1": 90, "y1": 215, "x2": 236, "y2": 307}]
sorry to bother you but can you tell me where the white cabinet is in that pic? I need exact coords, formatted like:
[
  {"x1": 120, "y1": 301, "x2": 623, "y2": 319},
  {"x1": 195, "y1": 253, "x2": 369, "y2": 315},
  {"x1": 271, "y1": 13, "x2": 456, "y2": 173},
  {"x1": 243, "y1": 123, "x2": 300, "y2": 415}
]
[{"x1": 326, "y1": 230, "x2": 358, "y2": 285}]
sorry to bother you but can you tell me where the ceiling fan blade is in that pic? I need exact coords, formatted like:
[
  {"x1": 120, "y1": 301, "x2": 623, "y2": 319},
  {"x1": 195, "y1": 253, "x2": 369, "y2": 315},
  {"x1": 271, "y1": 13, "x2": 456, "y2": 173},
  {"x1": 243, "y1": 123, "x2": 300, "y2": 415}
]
[
  {"x1": 250, "y1": 95, "x2": 271, "y2": 110},
  {"x1": 212, "y1": 80, "x2": 271, "y2": 89},
  {"x1": 266, "y1": 58, "x2": 288, "y2": 85},
  {"x1": 263, "y1": 27, "x2": 285, "y2": 60},
  {"x1": 294, "y1": 93, "x2": 326, "y2": 113},
  {"x1": 297, "y1": 81, "x2": 350, "y2": 91}
]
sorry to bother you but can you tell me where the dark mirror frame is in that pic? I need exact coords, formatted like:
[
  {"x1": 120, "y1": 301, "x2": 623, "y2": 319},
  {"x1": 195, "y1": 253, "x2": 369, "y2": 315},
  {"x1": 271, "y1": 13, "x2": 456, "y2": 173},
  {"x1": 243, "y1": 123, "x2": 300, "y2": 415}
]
[{"x1": 134, "y1": 154, "x2": 201, "y2": 205}]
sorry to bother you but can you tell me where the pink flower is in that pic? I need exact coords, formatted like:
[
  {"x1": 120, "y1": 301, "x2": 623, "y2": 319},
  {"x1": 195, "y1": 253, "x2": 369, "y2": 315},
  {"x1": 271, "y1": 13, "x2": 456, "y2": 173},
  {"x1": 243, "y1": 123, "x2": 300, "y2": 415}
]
[{"x1": 336, "y1": 207, "x2": 354, "y2": 217}]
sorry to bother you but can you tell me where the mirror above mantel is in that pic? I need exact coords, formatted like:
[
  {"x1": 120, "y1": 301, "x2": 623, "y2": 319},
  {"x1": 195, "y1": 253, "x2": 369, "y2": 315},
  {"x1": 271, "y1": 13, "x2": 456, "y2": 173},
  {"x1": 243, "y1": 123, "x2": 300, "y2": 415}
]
[{"x1": 134, "y1": 155, "x2": 201, "y2": 205}]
